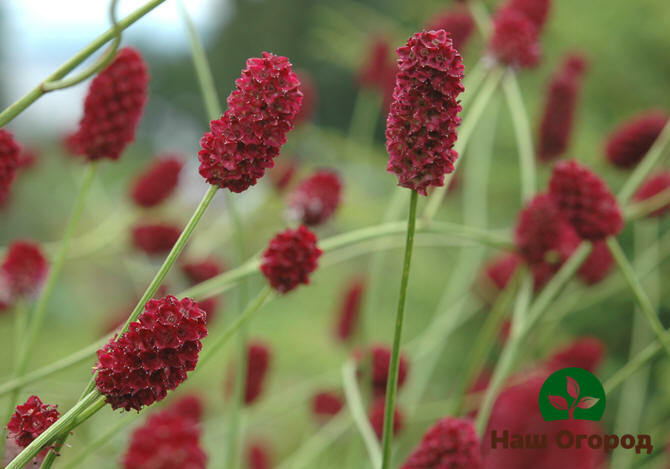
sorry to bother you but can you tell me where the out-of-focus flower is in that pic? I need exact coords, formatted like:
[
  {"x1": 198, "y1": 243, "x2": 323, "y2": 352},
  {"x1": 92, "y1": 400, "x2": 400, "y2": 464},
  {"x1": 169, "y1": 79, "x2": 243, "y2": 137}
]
[
  {"x1": 545, "y1": 336, "x2": 605, "y2": 373},
  {"x1": 479, "y1": 253, "x2": 521, "y2": 300},
  {"x1": 426, "y1": 9, "x2": 475, "y2": 52},
  {"x1": 633, "y1": 171, "x2": 670, "y2": 217},
  {"x1": 312, "y1": 390, "x2": 344, "y2": 419},
  {"x1": 242, "y1": 341, "x2": 272, "y2": 405},
  {"x1": 400, "y1": 417, "x2": 482, "y2": 468},
  {"x1": 246, "y1": 441, "x2": 272, "y2": 469},
  {"x1": 130, "y1": 156, "x2": 183, "y2": 208},
  {"x1": 94, "y1": 296, "x2": 208, "y2": 411},
  {"x1": 181, "y1": 257, "x2": 225, "y2": 323},
  {"x1": 269, "y1": 158, "x2": 298, "y2": 192},
  {"x1": 369, "y1": 344, "x2": 409, "y2": 398},
  {"x1": 7, "y1": 395, "x2": 59, "y2": 449},
  {"x1": 260, "y1": 225, "x2": 322, "y2": 293},
  {"x1": 489, "y1": 7, "x2": 540, "y2": 68},
  {"x1": 549, "y1": 160, "x2": 623, "y2": 240},
  {"x1": 508, "y1": 0, "x2": 552, "y2": 31},
  {"x1": 288, "y1": 170, "x2": 343, "y2": 226},
  {"x1": 577, "y1": 240, "x2": 614, "y2": 285},
  {"x1": 538, "y1": 54, "x2": 588, "y2": 162},
  {"x1": 17, "y1": 147, "x2": 39, "y2": 170},
  {"x1": 294, "y1": 70, "x2": 317, "y2": 125},
  {"x1": 369, "y1": 398, "x2": 404, "y2": 439},
  {"x1": 605, "y1": 111, "x2": 668, "y2": 169},
  {"x1": 198, "y1": 53, "x2": 302, "y2": 192},
  {"x1": 1, "y1": 240, "x2": 48, "y2": 299},
  {"x1": 171, "y1": 394, "x2": 204, "y2": 422},
  {"x1": 122, "y1": 404, "x2": 207, "y2": 469},
  {"x1": 68, "y1": 48, "x2": 149, "y2": 161},
  {"x1": 358, "y1": 37, "x2": 392, "y2": 89},
  {"x1": 131, "y1": 223, "x2": 181, "y2": 255},
  {"x1": 0, "y1": 129, "x2": 20, "y2": 206},
  {"x1": 334, "y1": 277, "x2": 365, "y2": 342},
  {"x1": 386, "y1": 30, "x2": 465, "y2": 195}
]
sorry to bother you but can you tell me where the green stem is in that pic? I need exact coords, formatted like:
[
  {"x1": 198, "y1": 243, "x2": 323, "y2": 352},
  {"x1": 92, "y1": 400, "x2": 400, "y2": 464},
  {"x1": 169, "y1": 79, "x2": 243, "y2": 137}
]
[
  {"x1": 342, "y1": 360, "x2": 382, "y2": 468},
  {"x1": 423, "y1": 66, "x2": 505, "y2": 220},
  {"x1": 604, "y1": 341, "x2": 662, "y2": 394},
  {"x1": 618, "y1": 120, "x2": 670, "y2": 205},
  {"x1": 606, "y1": 236, "x2": 670, "y2": 357},
  {"x1": 380, "y1": 190, "x2": 418, "y2": 469},
  {"x1": 0, "y1": 0, "x2": 167, "y2": 127},
  {"x1": 348, "y1": 89, "x2": 382, "y2": 150},
  {"x1": 458, "y1": 59, "x2": 488, "y2": 111},
  {"x1": 468, "y1": 0, "x2": 493, "y2": 37},
  {"x1": 503, "y1": 71, "x2": 536, "y2": 202},
  {"x1": 624, "y1": 187, "x2": 670, "y2": 220}
]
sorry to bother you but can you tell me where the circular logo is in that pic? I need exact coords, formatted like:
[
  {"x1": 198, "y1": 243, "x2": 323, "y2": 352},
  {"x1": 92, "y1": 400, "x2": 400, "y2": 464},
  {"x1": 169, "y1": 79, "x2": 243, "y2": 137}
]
[{"x1": 538, "y1": 367, "x2": 606, "y2": 422}]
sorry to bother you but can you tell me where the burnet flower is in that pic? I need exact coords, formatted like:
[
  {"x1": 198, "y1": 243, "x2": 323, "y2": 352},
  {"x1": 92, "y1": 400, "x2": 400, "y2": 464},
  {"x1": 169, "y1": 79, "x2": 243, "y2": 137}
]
[
  {"x1": 605, "y1": 111, "x2": 668, "y2": 169},
  {"x1": 68, "y1": 47, "x2": 149, "y2": 161},
  {"x1": 489, "y1": 7, "x2": 541, "y2": 68},
  {"x1": 312, "y1": 390, "x2": 344, "y2": 419},
  {"x1": 633, "y1": 171, "x2": 670, "y2": 217},
  {"x1": 1, "y1": 240, "x2": 48, "y2": 300},
  {"x1": 198, "y1": 52, "x2": 303, "y2": 192},
  {"x1": 130, "y1": 156, "x2": 183, "y2": 208},
  {"x1": 0, "y1": 129, "x2": 21, "y2": 206},
  {"x1": 385, "y1": 30, "x2": 465, "y2": 195},
  {"x1": 369, "y1": 344, "x2": 410, "y2": 398},
  {"x1": 426, "y1": 9, "x2": 475, "y2": 52},
  {"x1": 7, "y1": 395, "x2": 60, "y2": 449},
  {"x1": 131, "y1": 223, "x2": 182, "y2": 255},
  {"x1": 334, "y1": 277, "x2": 365, "y2": 342},
  {"x1": 287, "y1": 170, "x2": 343, "y2": 226}
]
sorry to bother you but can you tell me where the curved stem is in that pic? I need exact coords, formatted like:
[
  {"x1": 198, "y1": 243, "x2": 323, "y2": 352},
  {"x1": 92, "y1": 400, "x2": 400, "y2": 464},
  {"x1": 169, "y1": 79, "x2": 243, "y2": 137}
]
[
  {"x1": 624, "y1": 187, "x2": 670, "y2": 220},
  {"x1": 380, "y1": 190, "x2": 418, "y2": 469},
  {"x1": 0, "y1": 0, "x2": 167, "y2": 127}
]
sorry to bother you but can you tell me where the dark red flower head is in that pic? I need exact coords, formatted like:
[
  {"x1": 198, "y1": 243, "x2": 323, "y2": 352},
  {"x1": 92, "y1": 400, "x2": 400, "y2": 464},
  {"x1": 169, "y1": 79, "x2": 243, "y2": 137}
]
[
  {"x1": 246, "y1": 441, "x2": 272, "y2": 469},
  {"x1": 131, "y1": 222, "x2": 181, "y2": 255},
  {"x1": 334, "y1": 276, "x2": 365, "y2": 342},
  {"x1": 0, "y1": 129, "x2": 21, "y2": 205},
  {"x1": 68, "y1": 47, "x2": 149, "y2": 161},
  {"x1": 269, "y1": 158, "x2": 298, "y2": 192},
  {"x1": 181, "y1": 258, "x2": 224, "y2": 284},
  {"x1": 294, "y1": 70, "x2": 317, "y2": 125},
  {"x1": 130, "y1": 156, "x2": 183, "y2": 208},
  {"x1": 508, "y1": 0, "x2": 552, "y2": 31},
  {"x1": 244, "y1": 341, "x2": 271, "y2": 405},
  {"x1": 426, "y1": 9, "x2": 475, "y2": 52},
  {"x1": 369, "y1": 344, "x2": 409, "y2": 398},
  {"x1": 480, "y1": 253, "x2": 521, "y2": 295},
  {"x1": 605, "y1": 111, "x2": 668, "y2": 169},
  {"x1": 538, "y1": 54, "x2": 589, "y2": 162},
  {"x1": 312, "y1": 390, "x2": 344, "y2": 419},
  {"x1": 7, "y1": 395, "x2": 60, "y2": 449},
  {"x1": 17, "y1": 146, "x2": 39, "y2": 170},
  {"x1": 515, "y1": 193, "x2": 579, "y2": 265},
  {"x1": 122, "y1": 405, "x2": 207, "y2": 469},
  {"x1": 386, "y1": 30, "x2": 465, "y2": 195},
  {"x1": 171, "y1": 394, "x2": 204, "y2": 422},
  {"x1": 369, "y1": 398, "x2": 404, "y2": 440},
  {"x1": 1, "y1": 240, "x2": 48, "y2": 299},
  {"x1": 198, "y1": 52, "x2": 302, "y2": 192},
  {"x1": 489, "y1": 7, "x2": 541, "y2": 68},
  {"x1": 358, "y1": 37, "x2": 392, "y2": 89},
  {"x1": 549, "y1": 160, "x2": 624, "y2": 240},
  {"x1": 260, "y1": 225, "x2": 322, "y2": 293},
  {"x1": 577, "y1": 240, "x2": 614, "y2": 285},
  {"x1": 94, "y1": 295, "x2": 208, "y2": 411},
  {"x1": 401, "y1": 417, "x2": 482, "y2": 469},
  {"x1": 633, "y1": 171, "x2": 670, "y2": 217},
  {"x1": 288, "y1": 170, "x2": 343, "y2": 226},
  {"x1": 546, "y1": 336, "x2": 605, "y2": 373}
]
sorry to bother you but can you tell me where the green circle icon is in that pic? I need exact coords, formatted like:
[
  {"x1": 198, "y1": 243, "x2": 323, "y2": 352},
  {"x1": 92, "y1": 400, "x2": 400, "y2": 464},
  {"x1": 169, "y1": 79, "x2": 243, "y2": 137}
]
[{"x1": 539, "y1": 367, "x2": 606, "y2": 422}]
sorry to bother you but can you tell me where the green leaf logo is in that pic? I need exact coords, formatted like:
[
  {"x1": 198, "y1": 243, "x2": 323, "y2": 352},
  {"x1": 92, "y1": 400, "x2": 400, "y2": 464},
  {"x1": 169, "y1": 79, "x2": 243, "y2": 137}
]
[{"x1": 539, "y1": 368, "x2": 606, "y2": 422}]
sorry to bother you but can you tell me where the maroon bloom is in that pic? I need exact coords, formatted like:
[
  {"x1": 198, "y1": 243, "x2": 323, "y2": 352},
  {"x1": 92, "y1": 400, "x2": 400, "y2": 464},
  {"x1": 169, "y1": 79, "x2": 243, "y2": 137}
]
[
  {"x1": 260, "y1": 225, "x2": 322, "y2": 293},
  {"x1": 288, "y1": 170, "x2": 343, "y2": 226},
  {"x1": 244, "y1": 341, "x2": 271, "y2": 405},
  {"x1": 426, "y1": 9, "x2": 475, "y2": 52},
  {"x1": 633, "y1": 171, "x2": 670, "y2": 217},
  {"x1": 480, "y1": 253, "x2": 521, "y2": 297},
  {"x1": 122, "y1": 405, "x2": 207, "y2": 469},
  {"x1": 198, "y1": 53, "x2": 302, "y2": 192},
  {"x1": 605, "y1": 111, "x2": 668, "y2": 169},
  {"x1": 94, "y1": 295, "x2": 208, "y2": 411},
  {"x1": 131, "y1": 223, "x2": 181, "y2": 255},
  {"x1": 538, "y1": 54, "x2": 588, "y2": 162},
  {"x1": 0, "y1": 129, "x2": 20, "y2": 206},
  {"x1": 577, "y1": 240, "x2": 614, "y2": 285},
  {"x1": 295, "y1": 70, "x2": 317, "y2": 125},
  {"x1": 130, "y1": 156, "x2": 183, "y2": 208},
  {"x1": 508, "y1": 0, "x2": 552, "y2": 31},
  {"x1": 549, "y1": 160, "x2": 624, "y2": 240},
  {"x1": 334, "y1": 277, "x2": 365, "y2": 342},
  {"x1": 370, "y1": 344, "x2": 409, "y2": 398},
  {"x1": 171, "y1": 394, "x2": 204, "y2": 422},
  {"x1": 386, "y1": 30, "x2": 465, "y2": 195},
  {"x1": 358, "y1": 37, "x2": 392, "y2": 89},
  {"x1": 401, "y1": 417, "x2": 482, "y2": 468},
  {"x1": 1, "y1": 240, "x2": 48, "y2": 299},
  {"x1": 269, "y1": 158, "x2": 298, "y2": 192},
  {"x1": 369, "y1": 398, "x2": 404, "y2": 439},
  {"x1": 68, "y1": 47, "x2": 149, "y2": 161},
  {"x1": 7, "y1": 395, "x2": 60, "y2": 449},
  {"x1": 181, "y1": 258, "x2": 224, "y2": 284},
  {"x1": 312, "y1": 390, "x2": 344, "y2": 419},
  {"x1": 246, "y1": 441, "x2": 272, "y2": 469},
  {"x1": 489, "y1": 7, "x2": 541, "y2": 68},
  {"x1": 546, "y1": 337, "x2": 605, "y2": 373}
]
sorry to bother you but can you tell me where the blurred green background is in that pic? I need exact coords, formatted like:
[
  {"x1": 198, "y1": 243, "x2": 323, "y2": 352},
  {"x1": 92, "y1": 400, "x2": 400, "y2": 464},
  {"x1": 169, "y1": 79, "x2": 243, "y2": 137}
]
[{"x1": 1, "y1": 0, "x2": 670, "y2": 467}]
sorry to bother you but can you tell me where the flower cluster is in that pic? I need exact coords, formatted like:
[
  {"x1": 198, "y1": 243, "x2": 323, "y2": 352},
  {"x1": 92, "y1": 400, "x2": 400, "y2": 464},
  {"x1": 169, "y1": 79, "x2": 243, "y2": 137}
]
[
  {"x1": 288, "y1": 170, "x2": 343, "y2": 226},
  {"x1": 131, "y1": 223, "x2": 181, "y2": 255},
  {"x1": 369, "y1": 398, "x2": 404, "y2": 439},
  {"x1": 508, "y1": 0, "x2": 552, "y2": 31},
  {"x1": 246, "y1": 441, "x2": 272, "y2": 469},
  {"x1": 357, "y1": 37, "x2": 397, "y2": 108},
  {"x1": 1, "y1": 240, "x2": 48, "y2": 300},
  {"x1": 198, "y1": 53, "x2": 303, "y2": 192},
  {"x1": 260, "y1": 225, "x2": 322, "y2": 293},
  {"x1": 546, "y1": 337, "x2": 605, "y2": 373},
  {"x1": 426, "y1": 8, "x2": 475, "y2": 52},
  {"x1": 7, "y1": 395, "x2": 60, "y2": 449},
  {"x1": 605, "y1": 111, "x2": 667, "y2": 169},
  {"x1": 369, "y1": 344, "x2": 410, "y2": 398},
  {"x1": 489, "y1": 7, "x2": 540, "y2": 68},
  {"x1": 0, "y1": 129, "x2": 20, "y2": 205},
  {"x1": 130, "y1": 156, "x2": 183, "y2": 208},
  {"x1": 334, "y1": 277, "x2": 365, "y2": 341},
  {"x1": 312, "y1": 390, "x2": 344, "y2": 419},
  {"x1": 386, "y1": 30, "x2": 465, "y2": 195},
  {"x1": 94, "y1": 295, "x2": 208, "y2": 411},
  {"x1": 243, "y1": 341, "x2": 271, "y2": 405},
  {"x1": 577, "y1": 240, "x2": 614, "y2": 285},
  {"x1": 401, "y1": 418, "x2": 482, "y2": 468},
  {"x1": 68, "y1": 47, "x2": 149, "y2": 161}
]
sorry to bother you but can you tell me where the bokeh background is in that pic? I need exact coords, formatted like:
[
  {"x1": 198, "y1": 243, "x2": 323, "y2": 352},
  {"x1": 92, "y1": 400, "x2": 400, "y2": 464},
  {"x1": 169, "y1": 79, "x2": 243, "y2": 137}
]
[{"x1": 1, "y1": 0, "x2": 670, "y2": 467}]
